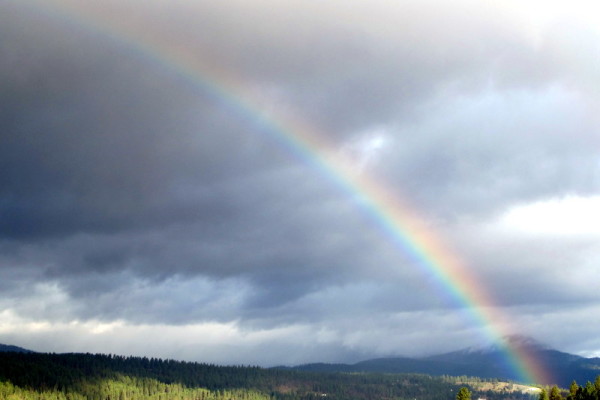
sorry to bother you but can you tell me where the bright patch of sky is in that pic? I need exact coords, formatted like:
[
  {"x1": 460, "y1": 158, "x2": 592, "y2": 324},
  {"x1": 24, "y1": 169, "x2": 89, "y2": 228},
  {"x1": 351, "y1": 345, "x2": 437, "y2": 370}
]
[
  {"x1": 340, "y1": 129, "x2": 389, "y2": 171},
  {"x1": 499, "y1": 0, "x2": 600, "y2": 44},
  {"x1": 499, "y1": 196, "x2": 600, "y2": 236}
]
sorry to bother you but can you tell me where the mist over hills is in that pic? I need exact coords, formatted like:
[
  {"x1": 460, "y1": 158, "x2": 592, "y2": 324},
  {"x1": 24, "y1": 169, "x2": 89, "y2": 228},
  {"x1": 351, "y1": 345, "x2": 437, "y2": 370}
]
[{"x1": 283, "y1": 336, "x2": 600, "y2": 387}]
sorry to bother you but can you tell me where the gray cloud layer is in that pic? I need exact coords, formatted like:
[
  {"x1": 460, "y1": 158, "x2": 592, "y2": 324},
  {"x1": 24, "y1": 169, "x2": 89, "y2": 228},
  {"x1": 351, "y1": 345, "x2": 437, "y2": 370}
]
[{"x1": 1, "y1": 0, "x2": 600, "y2": 363}]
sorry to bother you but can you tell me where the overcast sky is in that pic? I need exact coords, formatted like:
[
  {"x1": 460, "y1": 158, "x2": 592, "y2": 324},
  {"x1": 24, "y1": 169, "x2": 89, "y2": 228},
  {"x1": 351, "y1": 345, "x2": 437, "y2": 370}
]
[{"x1": 1, "y1": 0, "x2": 600, "y2": 366}]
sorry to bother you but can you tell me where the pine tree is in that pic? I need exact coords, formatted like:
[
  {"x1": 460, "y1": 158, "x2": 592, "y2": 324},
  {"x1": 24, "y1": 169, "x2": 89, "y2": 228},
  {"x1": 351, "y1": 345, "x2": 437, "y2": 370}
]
[
  {"x1": 584, "y1": 382, "x2": 595, "y2": 400},
  {"x1": 457, "y1": 387, "x2": 471, "y2": 400},
  {"x1": 571, "y1": 383, "x2": 579, "y2": 395},
  {"x1": 550, "y1": 386, "x2": 563, "y2": 400},
  {"x1": 569, "y1": 381, "x2": 579, "y2": 400},
  {"x1": 540, "y1": 388, "x2": 549, "y2": 400}
]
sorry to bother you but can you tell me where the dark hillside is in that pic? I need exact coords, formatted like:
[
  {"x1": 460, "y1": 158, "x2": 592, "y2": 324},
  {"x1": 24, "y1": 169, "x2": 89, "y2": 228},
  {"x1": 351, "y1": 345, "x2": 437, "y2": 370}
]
[
  {"x1": 0, "y1": 351, "x2": 540, "y2": 400},
  {"x1": 0, "y1": 343, "x2": 34, "y2": 353},
  {"x1": 288, "y1": 338, "x2": 600, "y2": 387}
]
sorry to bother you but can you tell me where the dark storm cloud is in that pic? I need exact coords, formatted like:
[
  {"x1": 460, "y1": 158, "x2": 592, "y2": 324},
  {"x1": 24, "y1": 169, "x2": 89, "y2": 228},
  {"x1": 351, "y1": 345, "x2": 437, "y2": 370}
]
[
  {"x1": 3, "y1": 0, "x2": 596, "y2": 241},
  {"x1": 1, "y1": 0, "x2": 600, "y2": 363},
  {"x1": 0, "y1": 5, "x2": 283, "y2": 240},
  {"x1": 108, "y1": 0, "x2": 600, "y2": 221}
]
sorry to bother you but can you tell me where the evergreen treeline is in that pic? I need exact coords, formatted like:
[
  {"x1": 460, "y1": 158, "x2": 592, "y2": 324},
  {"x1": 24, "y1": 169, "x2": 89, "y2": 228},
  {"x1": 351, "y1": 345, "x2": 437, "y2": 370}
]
[
  {"x1": 538, "y1": 378, "x2": 600, "y2": 400},
  {"x1": 0, "y1": 351, "x2": 569, "y2": 400},
  {"x1": 0, "y1": 377, "x2": 269, "y2": 400}
]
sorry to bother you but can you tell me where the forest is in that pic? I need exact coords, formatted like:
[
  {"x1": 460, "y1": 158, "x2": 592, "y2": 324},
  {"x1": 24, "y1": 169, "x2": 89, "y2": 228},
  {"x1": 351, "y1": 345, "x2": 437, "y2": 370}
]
[{"x1": 0, "y1": 351, "x2": 597, "y2": 400}]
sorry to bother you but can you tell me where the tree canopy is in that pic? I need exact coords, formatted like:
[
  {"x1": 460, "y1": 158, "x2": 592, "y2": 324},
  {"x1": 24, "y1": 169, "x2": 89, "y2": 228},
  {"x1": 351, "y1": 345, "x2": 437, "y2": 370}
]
[{"x1": 457, "y1": 387, "x2": 472, "y2": 400}]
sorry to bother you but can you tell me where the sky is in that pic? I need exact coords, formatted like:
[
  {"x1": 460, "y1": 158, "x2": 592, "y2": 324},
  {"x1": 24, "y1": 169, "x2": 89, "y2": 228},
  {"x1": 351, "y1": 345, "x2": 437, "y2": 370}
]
[{"x1": 1, "y1": 0, "x2": 600, "y2": 367}]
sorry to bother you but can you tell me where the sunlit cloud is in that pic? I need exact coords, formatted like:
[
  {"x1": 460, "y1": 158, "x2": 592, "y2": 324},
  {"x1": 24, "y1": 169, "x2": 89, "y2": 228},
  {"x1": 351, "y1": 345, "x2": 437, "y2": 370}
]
[{"x1": 499, "y1": 196, "x2": 600, "y2": 236}]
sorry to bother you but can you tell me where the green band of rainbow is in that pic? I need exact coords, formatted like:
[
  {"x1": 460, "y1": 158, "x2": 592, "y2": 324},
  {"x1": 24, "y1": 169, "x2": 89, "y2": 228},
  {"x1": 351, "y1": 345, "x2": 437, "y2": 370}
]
[{"x1": 23, "y1": 0, "x2": 552, "y2": 385}]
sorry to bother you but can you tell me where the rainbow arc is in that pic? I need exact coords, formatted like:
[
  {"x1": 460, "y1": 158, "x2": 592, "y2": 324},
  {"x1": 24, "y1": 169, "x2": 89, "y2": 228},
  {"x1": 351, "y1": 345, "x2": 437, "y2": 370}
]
[{"x1": 24, "y1": 0, "x2": 551, "y2": 384}]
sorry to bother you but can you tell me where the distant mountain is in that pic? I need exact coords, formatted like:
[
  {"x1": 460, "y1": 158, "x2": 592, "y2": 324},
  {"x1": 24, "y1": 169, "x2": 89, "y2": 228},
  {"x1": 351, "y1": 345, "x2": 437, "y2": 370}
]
[
  {"x1": 285, "y1": 336, "x2": 600, "y2": 387},
  {"x1": 0, "y1": 343, "x2": 34, "y2": 353}
]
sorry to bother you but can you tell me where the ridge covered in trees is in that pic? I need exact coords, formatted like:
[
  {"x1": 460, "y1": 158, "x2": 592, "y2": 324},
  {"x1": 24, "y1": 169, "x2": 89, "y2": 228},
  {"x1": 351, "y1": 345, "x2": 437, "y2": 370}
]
[{"x1": 0, "y1": 351, "x2": 595, "y2": 400}]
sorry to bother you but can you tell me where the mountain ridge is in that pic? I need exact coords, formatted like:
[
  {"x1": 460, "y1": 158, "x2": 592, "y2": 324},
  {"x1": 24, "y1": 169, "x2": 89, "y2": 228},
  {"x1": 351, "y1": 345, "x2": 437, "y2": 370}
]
[
  {"x1": 0, "y1": 343, "x2": 34, "y2": 353},
  {"x1": 283, "y1": 336, "x2": 600, "y2": 387},
  {"x1": 3, "y1": 339, "x2": 600, "y2": 387}
]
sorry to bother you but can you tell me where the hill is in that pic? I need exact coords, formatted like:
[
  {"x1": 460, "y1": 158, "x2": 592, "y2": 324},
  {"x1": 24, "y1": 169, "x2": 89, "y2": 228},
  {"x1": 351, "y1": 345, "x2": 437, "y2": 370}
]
[
  {"x1": 287, "y1": 336, "x2": 600, "y2": 387},
  {"x1": 0, "y1": 343, "x2": 33, "y2": 353},
  {"x1": 0, "y1": 351, "x2": 541, "y2": 400}
]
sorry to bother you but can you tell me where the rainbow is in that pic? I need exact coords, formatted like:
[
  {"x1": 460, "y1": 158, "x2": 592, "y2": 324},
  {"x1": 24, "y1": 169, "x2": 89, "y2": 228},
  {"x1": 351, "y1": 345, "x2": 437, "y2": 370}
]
[{"x1": 22, "y1": 0, "x2": 551, "y2": 385}]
